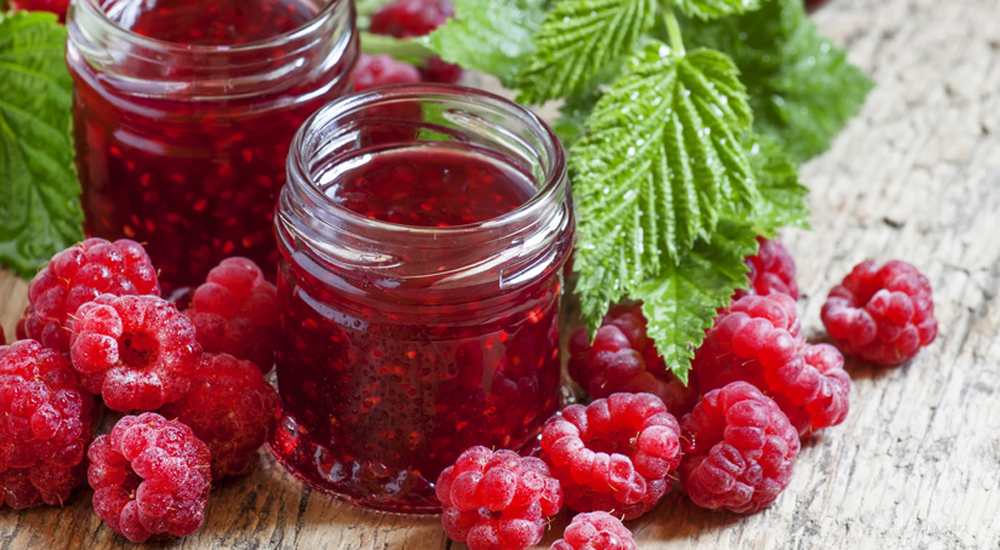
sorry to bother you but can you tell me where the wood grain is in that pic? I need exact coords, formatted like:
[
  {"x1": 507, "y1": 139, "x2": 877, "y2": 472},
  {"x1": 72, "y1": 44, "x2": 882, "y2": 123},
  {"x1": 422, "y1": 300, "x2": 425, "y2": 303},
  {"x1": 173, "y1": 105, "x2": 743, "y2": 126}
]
[{"x1": 4, "y1": 0, "x2": 1000, "y2": 547}]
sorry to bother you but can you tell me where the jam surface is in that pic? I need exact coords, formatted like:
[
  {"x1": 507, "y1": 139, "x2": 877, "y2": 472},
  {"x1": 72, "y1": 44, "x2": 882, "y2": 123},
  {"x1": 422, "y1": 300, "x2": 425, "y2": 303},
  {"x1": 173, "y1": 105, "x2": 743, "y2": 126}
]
[
  {"x1": 270, "y1": 147, "x2": 564, "y2": 512},
  {"x1": 70, "y1": 0, "x2": 350, "y2": 290}
]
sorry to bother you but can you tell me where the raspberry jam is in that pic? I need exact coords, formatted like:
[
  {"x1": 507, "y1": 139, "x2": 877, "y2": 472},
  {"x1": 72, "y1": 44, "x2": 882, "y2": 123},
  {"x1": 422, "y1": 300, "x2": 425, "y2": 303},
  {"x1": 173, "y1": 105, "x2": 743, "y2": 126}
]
[
  {"x1": 66, "y1": 0, "x2": 358, "y2": 290},
  {"x1": 271, "y1": 86, "x2": 574, "y2": 512}
]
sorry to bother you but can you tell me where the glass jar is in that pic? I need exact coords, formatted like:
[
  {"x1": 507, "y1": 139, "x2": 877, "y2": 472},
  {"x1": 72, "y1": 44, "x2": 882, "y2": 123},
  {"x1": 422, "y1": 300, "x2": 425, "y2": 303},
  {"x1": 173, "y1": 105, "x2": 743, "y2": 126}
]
[
  {"x1": 271, "y1": 85, "x2": 575, "y2": 513},
  {"x1": 66, "y1": 0, "x2": 358, "y2": 291}
]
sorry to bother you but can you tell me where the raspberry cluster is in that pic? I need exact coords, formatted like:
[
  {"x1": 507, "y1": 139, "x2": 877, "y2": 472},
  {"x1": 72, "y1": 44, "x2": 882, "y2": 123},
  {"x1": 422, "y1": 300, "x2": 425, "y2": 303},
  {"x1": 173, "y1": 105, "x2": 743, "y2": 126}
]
[
  {"x1": 367, "y1": 0, "x2": 463, "y2": 84},
  {"x1": 821, "y1": 260, "x2": 937, "y2": 366},
  {"x1": 435, "y1": 446, "x2": 563, "y2": 550},
  {"x1": 88, "y1": 413, "x2": 212, "y2": 542},
  {"x1": 540, "y1": 392, "x2": 682, "y2": 520},
  {"x1": 0, "y1": 340, "x2": 94, "y2": 509}
]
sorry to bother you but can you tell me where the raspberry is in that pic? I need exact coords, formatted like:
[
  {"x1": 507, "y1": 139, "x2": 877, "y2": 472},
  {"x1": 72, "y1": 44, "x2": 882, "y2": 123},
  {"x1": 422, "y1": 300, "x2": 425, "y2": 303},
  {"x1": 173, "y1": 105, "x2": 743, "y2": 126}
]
[
  {"x1": 540, "y1": 392, "x2": 682, "y2": 520},
  {"x1": 352, "y1": 53, "x2": 422, "y2": 91},
  {"x1": 70, "y1": 294, "x2": 201, "y2": 412},
  {"x1": 735, "y1": 237, "x2": 799, "y2": 300},
  {"x1": 158, "y1": 353, "x2": 279, "y2": 480},
  {"x1": 180, "y1": 257, "x2": 278, "y2": 373},
  {"x1": 693, "y1": 293, "x2": 850, "y2": 435},
  {"x1": 821, "y1": 260, "x2": 937, "y2": 366},
  {"x1": 88, "y1": 412, "x2": 212, "y2": 543},
  {"x1": 11, "y1": 0, "x2": 71, "y2": 22},
  {"x1": 368, "y1": 0, "x2": 464, "y2": 84},
  {"x1": 567, "y1": 302, "x2": 699, "y2": 418},
  {"x1": 679, "y1": 381, "x2": 800, "y2": 514},
  {"x1": 21, "y1": 238, "x2": 160, "y2": 353},
  {"x1": 436, "y1": 446, "x2": 563, "y2": 550},
  {"x1": 0, "y1": 340, "x2": 94, "y2": 509},
  {"x1": 550, "y1": 511, "x2": 638, "y2": 550}
]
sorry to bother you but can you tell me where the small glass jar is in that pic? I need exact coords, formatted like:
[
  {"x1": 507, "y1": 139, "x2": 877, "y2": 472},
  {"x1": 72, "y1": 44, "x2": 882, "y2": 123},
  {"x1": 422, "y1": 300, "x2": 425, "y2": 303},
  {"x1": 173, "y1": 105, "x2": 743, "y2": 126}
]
[
  {"x1": 66, "y1": 0, "x2": 358, "y2": 290},
  {"x1": 271, "y1": 85, "x2": 574, "y2": 513}
]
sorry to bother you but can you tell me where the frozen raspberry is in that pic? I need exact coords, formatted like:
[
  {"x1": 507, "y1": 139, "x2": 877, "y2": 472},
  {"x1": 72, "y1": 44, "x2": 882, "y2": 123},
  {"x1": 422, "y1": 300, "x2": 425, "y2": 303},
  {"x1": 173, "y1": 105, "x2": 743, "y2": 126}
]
[
  {"x1": 88, "y1": 412, "x2": 212, "y2": 543},
  {"x1": 352, "y1": 53, "x2": 422, "y2": 91},
  {"x1": 180, "y1": 257, "x2": 278, "y2": 373},
  {"x1": 821, "y1": 260, "x2": 937, "y2": 366},
  {"x1": 0, "y1": 340, "x2": 94, "y2": 509},
  {"x1": 693, "y1": 293, "x2": 850, "y2": 435},
  {"x1": 368, "y1": 0, "x2": 464, "y2": 84},
  {"x1": 158, "y1": 353, "x2": 279, "y2": 480},
  {"x1": 70, "y1": 294, "x2": 201, "y2": 412},
  {"x1": 679, "y1": 381, "x2": 800, "y2": 514},
  {"x1": 540, "y1": 392, "x2": 682, "y2": 520},
  {"x1": 436, "y1": 446, "x2": 563, "y2": 550},
  {"x1": 735, "y1": 237, "x2": 799, "y2": 300},
  {"x1": 21, "y1": 238, "x2": 160, "y2": 353},
  {"x1": 567, "y1": 302, "x2": 699, "y2": 418},
  {"x1": 550, "y1": 511, "x2": 638, "y2": 550}
]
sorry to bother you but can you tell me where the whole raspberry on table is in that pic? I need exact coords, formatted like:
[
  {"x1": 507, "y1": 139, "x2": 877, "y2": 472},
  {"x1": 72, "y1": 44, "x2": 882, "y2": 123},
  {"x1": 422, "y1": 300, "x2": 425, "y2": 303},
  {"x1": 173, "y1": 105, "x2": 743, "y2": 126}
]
[
  {"x1": 567, "y1": 302, "x2": 699, "y2": 418},
  {"x1": 158, "y1": 352, "x2": 279, "y2": 480},
  {"x1": 0, "y1": 340, "x2": 94, "y2": 509},
  {"x1": 20, "y1": 238, "x2": 160, "y2": 353},
  {"x1": 88, "y1": 412, "x2": 212, "y2": 543},
  {"x1": 550, "y1": 511, "x2": 638, "y2": 550},
  {"x1": 735, "y1": 237, "x2": 800, "y2": 300},
  {"x1": 679, "y1": 381, "x2": 800, "y2": 514},
  {"x1": 693, "y1": 293, "x2": 851, "y2": 435},
  {"x1": 70, "y1": 294, "x2": 201, "y2": 412},
  {"x1": 540, "y1": 392, "x2": 682, "y2": 520},
  {"x1": 352, "y1": 53, "x2": 422, "y2": 91},
  {"x1": 368, "y1": 0, "x2": 463, "y2": 83},
  {"x1": 436, "y1": 446, "x2": 563, "y2": 550},
  {"x1": 821, "y1": 259, "x2": 937, "y2": 367},
  {"x1": 179, "y1": 257, "x2": 278, "y2": 373}
]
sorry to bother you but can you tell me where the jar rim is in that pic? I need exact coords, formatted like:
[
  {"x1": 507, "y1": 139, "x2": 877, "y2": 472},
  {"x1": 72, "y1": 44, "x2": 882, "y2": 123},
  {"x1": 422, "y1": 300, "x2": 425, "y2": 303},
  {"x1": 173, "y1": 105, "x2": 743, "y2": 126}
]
[
  {"x1": 73, "y1": 0, "x2": 344, "y2": 54},
  {"x1": 286, "y1": 83, "x2": 568, "y2": 238}
]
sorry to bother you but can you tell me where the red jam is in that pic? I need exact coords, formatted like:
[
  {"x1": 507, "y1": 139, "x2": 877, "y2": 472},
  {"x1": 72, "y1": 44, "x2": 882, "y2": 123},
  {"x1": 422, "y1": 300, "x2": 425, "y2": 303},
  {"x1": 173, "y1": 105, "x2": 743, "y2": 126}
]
[
  {"x1": 67, "y1": 0, "x2": 357, "y2": 290},
  {"x1": 271, "y1": 144, "x2": 567, "y2": 512}
]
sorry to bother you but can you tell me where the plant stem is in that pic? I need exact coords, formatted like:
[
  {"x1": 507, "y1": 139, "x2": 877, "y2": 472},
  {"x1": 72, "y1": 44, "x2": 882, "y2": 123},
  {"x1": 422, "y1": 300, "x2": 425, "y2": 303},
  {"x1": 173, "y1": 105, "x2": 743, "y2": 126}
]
[
  {"x1": 662, "y1": 4, "x2": 685, "y2": 55},
  {"x1": 359, "y1": 31, "x2": 438, "y2": 65}
]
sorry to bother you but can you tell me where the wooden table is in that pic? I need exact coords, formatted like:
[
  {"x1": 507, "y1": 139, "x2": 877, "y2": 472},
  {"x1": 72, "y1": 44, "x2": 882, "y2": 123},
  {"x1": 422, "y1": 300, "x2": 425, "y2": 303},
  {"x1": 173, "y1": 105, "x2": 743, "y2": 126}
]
[{"x1": 4, "y1": 0, "x2": 1000, "y2": 547}]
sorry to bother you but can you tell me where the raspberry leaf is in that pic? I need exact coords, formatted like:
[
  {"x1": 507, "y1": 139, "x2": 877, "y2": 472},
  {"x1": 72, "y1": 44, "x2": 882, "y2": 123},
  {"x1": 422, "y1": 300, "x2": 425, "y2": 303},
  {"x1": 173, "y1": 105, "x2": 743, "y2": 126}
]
[
  {"x1": 743, "y1": 133, "x2": 810, "y2": 236},
  {"x1": 671, "y1": 0, "x2": 761, "y2": 21},
  {"x1": 0, "y1": 12, "x2": 83, "y2": 278},
  {"x1": 420, "y1": 0, "x2": 545, "y2": 85},
  {"x1": 635, "y1": 219, "x2": 757, "y2": 384},
  {"x1": 514, "y1": 0, "x2": 658, "y2": 105},
  {"x1": 682, "y1": 0, "x2": 874, "y2": 161}
]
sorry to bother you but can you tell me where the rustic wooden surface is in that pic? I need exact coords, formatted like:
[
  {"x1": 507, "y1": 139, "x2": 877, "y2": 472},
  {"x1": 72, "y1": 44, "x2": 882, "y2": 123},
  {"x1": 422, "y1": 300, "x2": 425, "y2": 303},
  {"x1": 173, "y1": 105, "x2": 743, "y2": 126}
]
[{"x1": 4, "y1": 0, "x2": 1000, "y2": 547}]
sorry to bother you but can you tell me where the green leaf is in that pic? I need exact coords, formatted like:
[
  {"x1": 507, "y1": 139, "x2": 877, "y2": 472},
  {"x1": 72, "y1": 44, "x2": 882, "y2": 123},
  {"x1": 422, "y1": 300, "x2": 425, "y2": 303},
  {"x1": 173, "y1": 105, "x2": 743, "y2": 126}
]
[
  {"x1": 420, "y1": 0, "x2": 546, "y2": 85},
  {"x1": 514, "y1": 0, "x2": 657, "y2": 104},
  {"x1": 0, "y1": 12, "x2": 83, "y2": 278},
  {"x1": 682, "y1": 0, "x2": 874, "y2": 161},
  {"x1": 742, "y1": 133, "x2": 810, "y2": 236},
  {"x1": 634, "y1": 219, "x2": 757, "y2": 383},
  {"x1": 671, "y1": 0, "x2": 761, "y2": 21}
]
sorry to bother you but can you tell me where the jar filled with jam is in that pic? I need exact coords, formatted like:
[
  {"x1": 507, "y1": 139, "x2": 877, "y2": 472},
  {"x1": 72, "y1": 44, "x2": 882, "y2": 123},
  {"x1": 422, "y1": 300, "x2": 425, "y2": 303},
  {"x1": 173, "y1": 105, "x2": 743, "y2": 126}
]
[
  {"x1": 271, "y1": 85, "x2": 575, "y2": 512},
  {"x1": 66, "y1": 0, "x2": 358, "y2": 290}
]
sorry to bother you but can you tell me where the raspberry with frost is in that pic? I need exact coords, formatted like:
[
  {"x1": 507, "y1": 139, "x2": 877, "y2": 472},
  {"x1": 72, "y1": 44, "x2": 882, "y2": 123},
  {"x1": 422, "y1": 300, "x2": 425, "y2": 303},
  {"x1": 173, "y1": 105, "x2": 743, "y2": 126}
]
[
  {"x1": 550, "y1": 511, "x2": 638, "y2": 550},
  {"x1": 821, "y1": 259, "x2": 937, "y2": 366},
  {"x1": 21, "y1": 238, "x2": 160, "y2": 352},
  {"x1": 70, "y1": 294, "x2": 201, "y2": 412},
  {"x1": 0, "y1": 340, "x2": 94, "y2": 509},
  {"x1": 88, "y1": 412, "x2": 212, "y2": 542},
  {"x1": 180, "y1": 257, "x2": 278, "y2": 373},
  {"x1": 540, "y1": 392, "x2": 682, "y2": 520},
  {"x1": 158, "y1": 352, "x2": 279, "y2": 479},
  {"x1": 679, "y1": 381, "x2": 800, "y2": 514},
  {"x1": 436, "y1": 445, "x2": 563, "y2": 550},
  {"x1": 693, "y1": 293, "x2": 850, "y2": 435}
]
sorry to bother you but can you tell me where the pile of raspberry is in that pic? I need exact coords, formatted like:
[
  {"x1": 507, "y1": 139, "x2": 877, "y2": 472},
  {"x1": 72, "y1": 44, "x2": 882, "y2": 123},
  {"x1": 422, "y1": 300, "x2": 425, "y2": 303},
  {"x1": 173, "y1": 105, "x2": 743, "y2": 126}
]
[
  {"x1": 1, "y1": 238, "x2": 280, "y2": 543},
  {"x1": 432, "y1": 237, "x2": 938, "y2": 549},
  {"x1": 353, "y1": 0, "x2": 464, "y2": 91}
]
